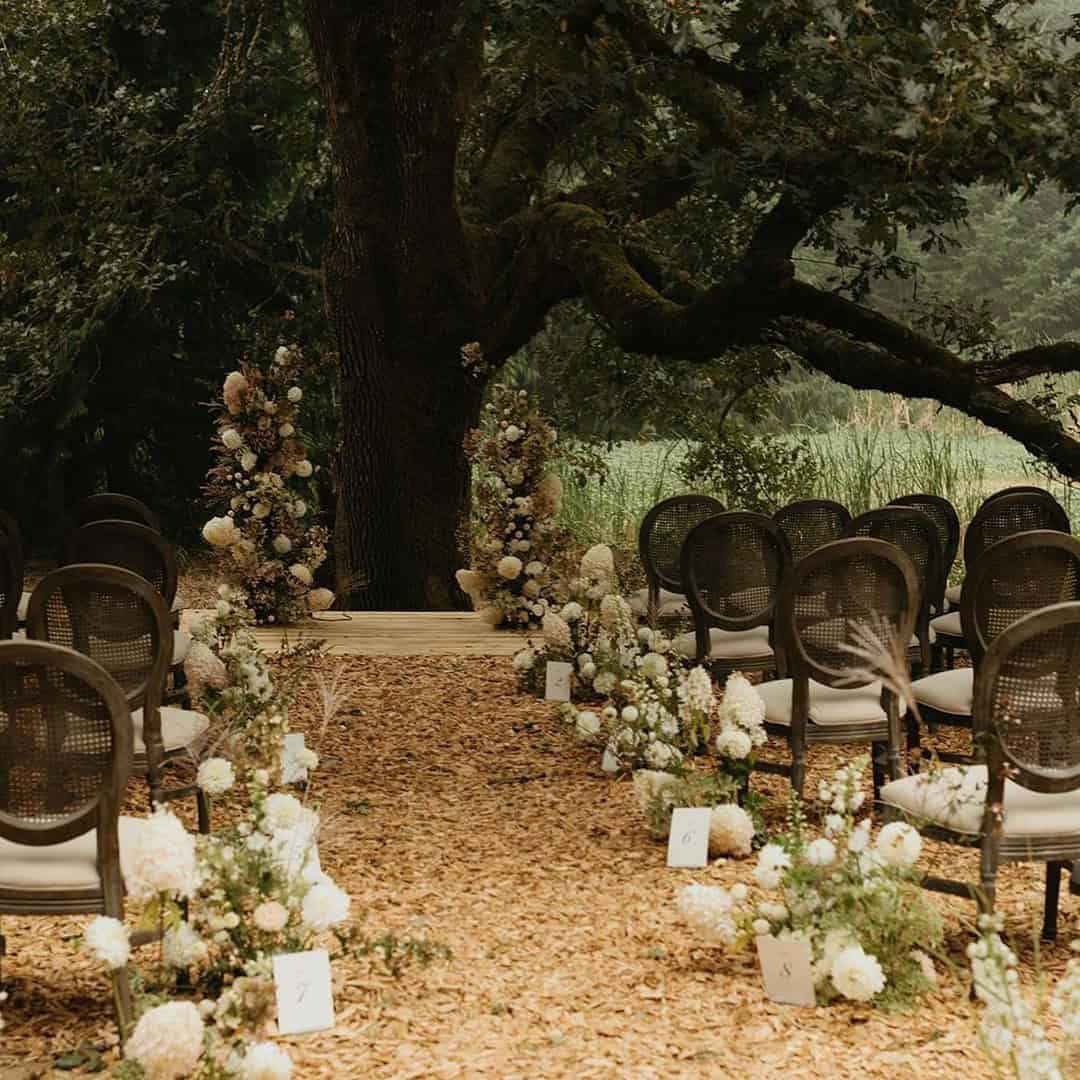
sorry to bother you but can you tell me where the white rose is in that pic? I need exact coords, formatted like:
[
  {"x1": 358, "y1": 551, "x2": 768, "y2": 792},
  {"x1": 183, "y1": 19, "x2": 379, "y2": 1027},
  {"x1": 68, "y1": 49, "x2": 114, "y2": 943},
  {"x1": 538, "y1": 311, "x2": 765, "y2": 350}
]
[
  {"x1": 874, "y1": 821, "x2": 923, "y2": 869},
  {"x1": 221, "y1": 429, "x2": 242, "y2": 450},
  {"x1": 714, "y1": 727, "x2": 752, "y2": 760},
  {"x1": 291, "y1": 499, "x2": 308, "y2": 518},
  {"x1": 497, "y1": 555, "x2": 523, "y2": 580},
  {"x1": 240, "y1": 450, "x2": 258, "y2": 472},
  {"x1": 575, "y1": 711, "x2": 601, "y2": 739},
  {"x1": 503, "y1": 424, "x2": 522, "y2": 441},
  {"x1": 621, "y1": 706, "x2": 639, "y2": 724},
  {"x1": 252, "y1": 502, "x2": 271, "y2": 519},
  {"x1": 307, "y1": 587, "x2": 334, "y2": 612},
  {"x1": 288, "y1": 386, "x2": 303, "y2": 402},
  {"x1": 830, "y1": 944, "x2": 886, "y2": 1002},
  {"x1": 295, "y1": 459, "x2": 314, "y2": 478},
  {"x1": 253, "y1": 900, "x2": 289, "y2": 933},
  {"x1": 289, "y1": 564, "x2": 313, "y2": 586},
  {"x1": 272, "y1": 534, "x2": 292, "y2": 554},
  {"x1": 202, "y1": 516, "x2": 240, "y2": 547},
  {"x1": 274, "y1": 346, "x2": 290, "y2": 365},
  {"x1": 278, "y1": 422, "x2": 295, "y2": 437}
]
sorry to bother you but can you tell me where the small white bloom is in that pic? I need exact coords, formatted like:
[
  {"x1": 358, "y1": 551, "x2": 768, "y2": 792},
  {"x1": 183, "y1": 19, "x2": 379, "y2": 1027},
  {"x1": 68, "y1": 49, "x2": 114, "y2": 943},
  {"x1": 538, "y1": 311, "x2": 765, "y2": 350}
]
[
  {"x1": 805, "y1": 837, "x2": 836, "y2": 867},
  {"x1": 503, "y1": 424, "x2": 521, "y2": 441},
  {"x1": 708, "y1": 803, "x2": 755, "y2": 857},
  {"x1": 202, "y1": 516, "x2": 241, "y2": 547},
  {"x1": 874, "y1": 821, "x2": 923, "y2": 869},
  {"x1": 84, "y1": 916, "x2": 129, "y2": 970},
  {"x1": 272, "y1": 534, "x2": 293, "y2": 554},
  {"x1": 640, "y1": 653, "x2": 668, "y2": 679},
  {"x1": 525, "y1": 560, "x2": 545, "y2": 577},
  {"x1": 162, "y1": 923, "x2": 208, "y2": 969},
  {"x1": 278, "y1": 422, "x2": 295, "y2": 437},
  {"x1": 512, "y1": 648, "x2": 536, "y2": 673},
  {"x1": 754, "y1": 843, "x2": 792, "y2": 890},
  {"x1": 294, "y1": 459, "x2": 313, "y2": 478},
  {"x1": 287, "y1": 386, "x2": 303, "y2": 402},
  {"x1": 289, "y1": 563, "x2": 313, "y2": 586},
  {"x1": 240, "y1": 1041, "x2": 293, "y2": 1080},
  {"x1": 263, "y1": 793, "x2": 304, "y2": 832},
  {"x1": 621, "y1": 706, "x2": 639, "y2": 724},
  {"x1": 831, "y1": 944, "x2": 886, "y2": 1002},
  {"x1": 240, "y1": 450, "x2": 258, "y2": 472},
  {"x1": 252, "y1": 501, "x2": 271, "y2": 519},
  {"x1": 253, "y1": 900, "x2": 290, "y2": 933},
  {"x1": 715, "y1": 726, "x2": 752, "y2": 760},
  {"x1": 575, "y1": 711, "x2": 601, "y2": 739},
  {"x1": 593, "y1": 671, "x2": 616, "y2": 695},
  {"x1": 580, "y1": 661, "x2": 597, "y2": 679},
  {"x1": 497, "y1": 555, "x2": 523, "y2": 580},
  {"x1": 125, "y1": 1001, "x2": 204, "y2": 1079},
  {"x1": 301, "y1": 880, "x2": 351, "y2": 931},
  {"x1": 121, "y1": 807, "x2": 199, "y2": 901},
  {"x1": 291, "y1": 499, "x2": 308, "y2": 518},
  {"x1": 221, "y1": 428, "x2": 242, "y2": 450},
  {"x1": 560, "y1": 601, "x2": 583, "y2": 622},
  {"x1": 196, "y1": 757, "x2": 235, "y2": 795}
]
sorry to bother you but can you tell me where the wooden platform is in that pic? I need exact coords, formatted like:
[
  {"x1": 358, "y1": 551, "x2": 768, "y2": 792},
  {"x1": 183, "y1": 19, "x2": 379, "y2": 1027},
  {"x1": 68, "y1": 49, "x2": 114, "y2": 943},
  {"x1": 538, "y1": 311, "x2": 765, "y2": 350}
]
[{"x1": 183, "y1": 610, "x2": 530, "y2": 656}]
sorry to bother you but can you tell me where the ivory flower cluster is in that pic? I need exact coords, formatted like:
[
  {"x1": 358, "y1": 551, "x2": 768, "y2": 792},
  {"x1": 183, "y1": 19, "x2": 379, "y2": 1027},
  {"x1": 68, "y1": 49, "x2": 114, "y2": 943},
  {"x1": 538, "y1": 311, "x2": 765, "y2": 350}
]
[
  {"x1": 203, "y1": 344, "x2": 332, "y2": 624},
  {"x1": 675, "y1": 757, "x2": 943, "y2": 1009},
  {"x1": 458, "y1": 383, "x2": 567, "y2": 628}
]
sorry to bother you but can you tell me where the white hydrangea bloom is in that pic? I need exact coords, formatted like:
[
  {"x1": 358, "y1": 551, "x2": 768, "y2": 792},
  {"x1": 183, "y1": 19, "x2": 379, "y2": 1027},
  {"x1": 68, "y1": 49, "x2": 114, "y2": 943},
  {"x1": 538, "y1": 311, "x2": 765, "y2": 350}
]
[
  {"x1": 307, "y1": 587, "x2": 334, "y2": 611},
  {"x1": 272, "y1": 534, "x2": 293, "y2": 555},
  {"x1": 240, "y1": 1041, "x2": 293, "y2": 1080},
  {"x1": 525, "y1": 560, "x2": 545, "y2": 576},
  {"x1": 84, "y1": 916, "x2": 130, "y2": 970},
  {"x1": 640, "y1": 653, "x2": 668, "y2": 679},
  {"x1": 196, "y1": 757, "x2": 235, "y2": 795},
  {"x1": 162, "y1": 922, "x2": 208, "y2": 969},
  {"x1": 592, "y1": 671, "x2": 616, "y2": 695},
  {"x1": 542, "y1": 612, "x2": 572, "y2": 649},
  {"x1": 497, "y1": 555, "x2": 523, "y2": 580},
  {"x1": 301, "y1": 880, "x2": 351, "y2": 931},
  {"x1": 644, "y1": 740, "x2": 680, "y2": 769},
  {"x1": 262, "y1": 793, "x2": 304, "y2": 833},
  {"x1": 717, "y1": 673, "x2": 766, "y2": 745},
  {"x1": 183, "y1": 642, "x2": 228, "y2": 693},
  {"x1": 289, "y1": 563, "x2": 313, "y2": 586},
  {"x1": 708, "y1": 803, "x2": 755, "y2": 857},
  {"x1": 124, "y1": 1001, "x2": 205, "y2": 1079},
  {"x1": 240, "y1": 450, "x2": 258, "y2": 472},
  {"x1": 122, "y1": 807, "x2": 199, "y2": 901},
  {"x1": 830, "y1": 944, "x2": 886, "y2": 1002},
  {"x1": 683, "y1": 666, "x2": 715, "y2": 715},
  {"x1": 253, "y1": 900, "x2": 290, "y2": 933},
  {"x1": 805, "y1": 837, "x2": 837, "y2": 867},
  {"x1": 714, "y1": 726, "x2": 752, "y2": 760},
  {"x1": 512, "y1": 648, "x2": 536, "y2": 672},
  {"x1": 753, "y1": 843, "x2": 792, "y2": 890},
  {"x1": 675, "y1": 884, "x2": 739, "y2": 945}
]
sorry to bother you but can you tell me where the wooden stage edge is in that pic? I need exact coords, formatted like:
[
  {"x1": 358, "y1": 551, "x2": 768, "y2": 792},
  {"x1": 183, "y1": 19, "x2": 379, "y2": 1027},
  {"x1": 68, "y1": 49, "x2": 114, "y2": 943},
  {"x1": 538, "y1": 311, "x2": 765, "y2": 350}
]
[{"x1": 182, "y1": 610, "x2": 530, "y2": 656}]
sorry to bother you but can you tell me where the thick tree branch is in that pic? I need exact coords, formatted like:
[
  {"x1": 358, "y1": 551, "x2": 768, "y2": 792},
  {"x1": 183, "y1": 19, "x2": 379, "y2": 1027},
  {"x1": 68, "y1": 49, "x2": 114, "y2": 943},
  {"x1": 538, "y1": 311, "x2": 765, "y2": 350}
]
[
  {"x1": 776, "y1": 318, "x2": 1080, "y2": 479},
  {"x1": 971, "y1": 342, "x2": 1080, "y2": 385}
]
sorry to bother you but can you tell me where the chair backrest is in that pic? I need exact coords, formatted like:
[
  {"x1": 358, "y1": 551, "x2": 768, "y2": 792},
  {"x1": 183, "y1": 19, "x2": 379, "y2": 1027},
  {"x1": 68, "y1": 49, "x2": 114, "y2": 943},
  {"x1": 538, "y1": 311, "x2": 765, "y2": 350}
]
[
  {"x1": 891, "y1": 494, "x2": 959, "y2": 609},
  {"x1": 681, "y1": 512, "x2": 791, "y2": 634},
  {"x1": 64, "y1": 520, "x2": 178, "y2": 605},
  {"x1": 963, "y1": 491, "x2": 1071, "y2": 570},
  {"x1": 74, "y1": 493, "x2": 161, "y2": 533},
  {"x1": 27, "y1": 564, "x2": 171, "y2": 716},
  {"x1": 960, "y1": 530, "x2": 1080, "y2": 667},
  {"x1": 772, "y1": 499, "x2": 852, "y2": 565},
  {"x1": 638, "y1": 494, "x2": 724, "y2": 593},
  {"x1": 845, "y1": 508, "x2": 940, "y2": 627},
  {"x1": 981, "y1": 485, "x2": 1054, "y2": 508},
  {"x1": 0, "y1": 639, "x2": 131, "y2": 846},
  {"x1": 777, "y1": 537, "x2": 918, "y2": 689},
  {"x1": 0, "y1": 533, "x2": 17, "y2": 640},
  {"x1": 974, "y1": 601, "x2": 1080, "y2": 795}
]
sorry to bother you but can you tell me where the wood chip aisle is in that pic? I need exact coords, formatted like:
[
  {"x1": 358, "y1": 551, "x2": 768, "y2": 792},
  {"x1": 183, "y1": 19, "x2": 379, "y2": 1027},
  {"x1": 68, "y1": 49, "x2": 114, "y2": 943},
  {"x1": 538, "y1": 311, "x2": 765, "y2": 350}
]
[{"x1": 1, "y1": 645, "x2": 1075, "y2": 1077}]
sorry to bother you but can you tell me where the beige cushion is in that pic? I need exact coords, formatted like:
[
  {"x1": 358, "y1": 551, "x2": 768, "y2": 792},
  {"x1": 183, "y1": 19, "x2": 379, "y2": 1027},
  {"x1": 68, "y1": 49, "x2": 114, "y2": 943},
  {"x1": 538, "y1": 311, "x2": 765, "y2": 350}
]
[
  {"x1": 131, "y1": 705, "x2": 209, "y2": 756},
  {"x1": 930, "y1": 610, "x2": 963, "y2": 638},
  {"x1": 912, "y1": 668, "x2": 973, "y2": 717},
  {"x1": 0, "y1": 816, "x2": 147, "y2": 891},
  {"x1": 882, "y1": 765, "x2": 1080, "y2": 838},
  {"x1": 673, "y1": 625, "x2": 773, "y2": 661},
  {"x1": 757, "y1": 677, "x2": 905, "y2": 727},
  {"x1": 628, "y1": 587, "x2": 690, "y2": 618},
  {"x1": 945, "y1": 583, "x2": 962, "y2": 606},
  {"x1": 16, "y1": 590, "x2": 30, "y2": 623},
  {"x1": 172, "y1": 629, "x2": 192, "y2": 665}
]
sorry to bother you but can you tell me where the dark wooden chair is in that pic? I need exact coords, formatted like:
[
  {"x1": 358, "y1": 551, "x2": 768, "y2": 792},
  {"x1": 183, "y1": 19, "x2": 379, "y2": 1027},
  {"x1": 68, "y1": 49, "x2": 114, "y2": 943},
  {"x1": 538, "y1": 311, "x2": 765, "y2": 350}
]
[
  {"x1": 844, "y1": 507, "x2": 940, "y2": 675},
  {"x1": 628, "y1": 494, "x2": 724, "y2": 624},
  {"x1": 63, "y1": 520, "x2": 189, "y2": 700},
  {"x1": 73, "y1": 493, "x2": 161, "y2": 533},
  {"x1": 882, "y1": 600, "x2": 1080, "y2": 942},
  {"x1": 931, "y1": 490, "x2": 1070, "y2": 669},
  {"x1": 0, "y1": 510, "x2": 28, "y2": 628},
  {"x1": 892, "y1": 493, "x2": 960, "y2": 616},
  {"x1": 772, "y1": 499, "x2": 852, "y2": 564},
  {"x1": 27, "y1": 564, "x2": 210, "y2": 833},
  {"x1": 0, "y1": 639, "x2": 137, "y2": 1031},
  {"x1": 753, "y1": 538, "x2": 918, "y2": 798},
  {"x1": 909, "y1": 530, "x2": 1080, "y2": 765},
  {"x1": 675, "y1": 512, "x2": 790, "y2": 677}
]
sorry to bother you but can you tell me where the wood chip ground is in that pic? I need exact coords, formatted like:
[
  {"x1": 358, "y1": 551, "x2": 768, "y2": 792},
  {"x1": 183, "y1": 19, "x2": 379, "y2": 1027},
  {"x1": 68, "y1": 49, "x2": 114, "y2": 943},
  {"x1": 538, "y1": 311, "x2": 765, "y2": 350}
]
[{"x1": 2, "y1": 604, "x2": 1075, "y2": 1077}]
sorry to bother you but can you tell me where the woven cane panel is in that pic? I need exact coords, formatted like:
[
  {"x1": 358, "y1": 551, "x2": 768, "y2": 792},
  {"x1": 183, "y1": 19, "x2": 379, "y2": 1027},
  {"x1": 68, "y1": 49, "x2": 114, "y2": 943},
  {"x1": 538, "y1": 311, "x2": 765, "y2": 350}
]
[
  {"x1": 68, "y1": 530, "x2": 168, "y2": 597},
  {"x1": 893, "y1": 496, "x2": 958, "y2": 587},
  {"x1": 853, "y1": 514, "x2": 935, "y2": 612},
  {"x1": 988, "y1": 623, "x2": 1080, "y2": 772},
  {"x1": 775, "y1": 503, "x2": 849, "y2": 564},
  {"x1": 41, "y1": 583, "x2": 157, "y2": 702},
  {"x1": 968, "y1": 498, "x2": 1068, "y2": 565},
  {"x1": 685, "y1": 519, "x2": 784, "y2": 621},
  {"x1": 973, "y1": 548, "x2": 1080, "y2": 658},
  {"x1": 644, "y1": 496, "x2": 723, "y2": 588},
  {"x1": 0, "y1": 660, "x2": 113, "y2": 824},
  {"x1": 793, "y1": 553, "x2": 908, "y2": 676}
]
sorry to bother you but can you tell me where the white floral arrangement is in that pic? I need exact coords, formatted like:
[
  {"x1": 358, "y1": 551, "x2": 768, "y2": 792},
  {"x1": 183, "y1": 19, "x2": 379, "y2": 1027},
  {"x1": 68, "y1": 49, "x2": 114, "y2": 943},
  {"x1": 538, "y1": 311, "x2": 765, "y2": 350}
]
[
  {"x1": 203, "y1": 344, "x2": 333, "y2": 625},
  {"x1": 674, "y1": 757, "x2": 943, "y2": 1008},
  {"x1": 970, "y1": 915, "x2": 1080, "y2": 1078},
  {"x1": 457, "y1": 383, "x2": 567, "y2": 628},
  {"x1": 184, "y1": 587, "x2": 322, "y2": 775},
  {"x1": 512, "y1": 544, "x2": 646, "y2": 698}
]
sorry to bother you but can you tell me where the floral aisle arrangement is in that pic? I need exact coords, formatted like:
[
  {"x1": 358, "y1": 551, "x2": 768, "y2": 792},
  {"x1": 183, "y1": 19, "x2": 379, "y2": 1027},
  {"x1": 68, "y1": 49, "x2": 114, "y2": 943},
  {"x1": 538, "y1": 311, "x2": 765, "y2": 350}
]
[
  {"x1": 970, "y1": 915, "x2": 1080, "y2": 1078},
  {"x1": 512, "y1": 544, "x2": 644, "y2": 698},
  {"x1": 456, "y1": 383, "x2": 567, "y2": 629},
  {"x1": 202, "y1": 343, "x2": 333, "y2": 625},
  {"x1": 184, "y1": 587, "x2": 321, "y2": 775},
  {"x1": 674, "y1": 757, "x2": 944, "y2": 1008}
]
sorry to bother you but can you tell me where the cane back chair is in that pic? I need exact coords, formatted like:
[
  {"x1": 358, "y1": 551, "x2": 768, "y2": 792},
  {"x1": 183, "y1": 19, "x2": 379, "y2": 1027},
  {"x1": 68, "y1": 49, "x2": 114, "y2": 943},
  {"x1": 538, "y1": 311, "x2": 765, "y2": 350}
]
[
  {"x1": 73, "y1": 493, "x2": 161, "y2": 533},
  {"x1": 892, "y1": 494, "x2": 960, "y2": 616}
]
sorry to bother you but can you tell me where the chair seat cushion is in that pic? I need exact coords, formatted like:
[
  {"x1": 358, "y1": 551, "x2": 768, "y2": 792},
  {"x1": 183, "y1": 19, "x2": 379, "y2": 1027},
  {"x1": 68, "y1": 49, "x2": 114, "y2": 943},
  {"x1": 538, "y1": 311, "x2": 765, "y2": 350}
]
[
  {"x1": 627, "y1": 587, "x2": 690, "y2": 618},
  {"x1": 131, "y1": 706, "x2": 210, "y2": 756},
  {"x1": 673, "y1": 625, "x2": 773, "y2": 661},
  {"x1": 882, "y1": 765, "x2": 1080, "y2": 838},
  {"x1": 172, "y1": 629, "x2": 192, "y2": 665},
  {"x1": 930, "y1": 610, "x2": 963, "y2": 638},
  {"x1": 756, "y1": 678, "x2": 904, "y2": 727},
  {"x1": 0, "y1": 816, "x2": 147, "y2": 892},
  {"x1": 945, "y1": 583, "x2": 962, "y2": 606},
  {"x1": 16, "y1": 590, "x2": 30, "y2": 623},
  {"x1": 911, "y1": 668, "x2": 973, "y2": 717}
]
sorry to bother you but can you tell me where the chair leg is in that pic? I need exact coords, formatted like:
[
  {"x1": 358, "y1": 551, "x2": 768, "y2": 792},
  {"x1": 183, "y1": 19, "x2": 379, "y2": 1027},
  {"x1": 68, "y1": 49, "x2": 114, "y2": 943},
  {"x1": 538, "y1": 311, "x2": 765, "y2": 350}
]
[
  {"x1": 791, "y1": 747, "x2": 807, "y2": 800},
  {"x1": 1043, "y1": 861, "x2": 1065, "y2": 943},
  {"x1": 871, "y1": 742, "x2": 887, "y2": 800},
  {"x1": 196, "y1": 787, "x2": 211, "y2": 835},
  {"x1": 945, "y1": 644, "x2": 955, "y2": 670}
]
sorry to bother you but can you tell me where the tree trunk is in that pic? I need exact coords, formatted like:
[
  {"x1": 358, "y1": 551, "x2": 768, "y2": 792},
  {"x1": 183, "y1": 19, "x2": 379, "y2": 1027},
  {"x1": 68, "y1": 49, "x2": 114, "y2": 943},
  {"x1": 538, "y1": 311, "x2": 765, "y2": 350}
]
[{"x1": 304, "y1": 0, "x2": 482, "y2": 609}]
